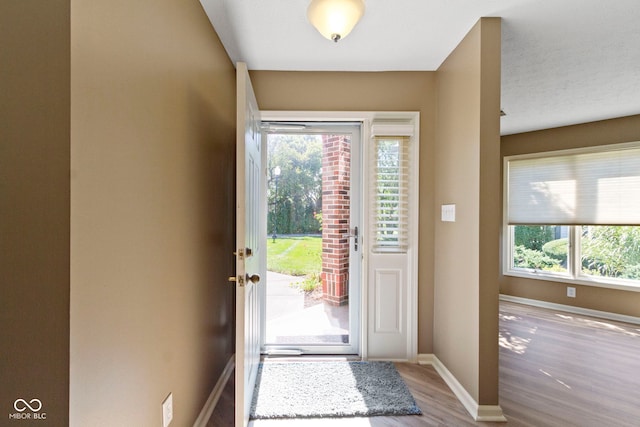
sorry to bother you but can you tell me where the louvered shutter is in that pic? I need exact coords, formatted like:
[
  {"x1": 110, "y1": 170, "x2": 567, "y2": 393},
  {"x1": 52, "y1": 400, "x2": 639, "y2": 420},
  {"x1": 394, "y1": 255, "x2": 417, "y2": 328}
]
[{"x1": 370, "y1": 122, "x2": 413, "y2": 253}]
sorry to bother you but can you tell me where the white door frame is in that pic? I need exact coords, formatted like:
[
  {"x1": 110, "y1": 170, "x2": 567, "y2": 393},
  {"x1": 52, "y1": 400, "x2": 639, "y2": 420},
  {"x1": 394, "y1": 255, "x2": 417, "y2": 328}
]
[{"x1": 261, "y1": 111, "x2": 420, "y2": 362}]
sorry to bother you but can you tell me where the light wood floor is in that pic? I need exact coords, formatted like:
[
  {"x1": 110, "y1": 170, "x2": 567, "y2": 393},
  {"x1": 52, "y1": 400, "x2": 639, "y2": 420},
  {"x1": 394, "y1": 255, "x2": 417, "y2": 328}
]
[
  {"x1": 498, "y1": 301, "x2": 640, "y2": 427},
  {"x1": 208, "y1": 301, "x2": 640, "y2": 426}
]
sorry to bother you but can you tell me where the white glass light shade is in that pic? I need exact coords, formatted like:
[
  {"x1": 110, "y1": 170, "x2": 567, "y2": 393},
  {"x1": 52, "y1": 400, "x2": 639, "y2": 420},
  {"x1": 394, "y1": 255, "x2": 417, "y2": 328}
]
[{"x1": 307, "y1": 0, "x2": 365, "y2": 42}]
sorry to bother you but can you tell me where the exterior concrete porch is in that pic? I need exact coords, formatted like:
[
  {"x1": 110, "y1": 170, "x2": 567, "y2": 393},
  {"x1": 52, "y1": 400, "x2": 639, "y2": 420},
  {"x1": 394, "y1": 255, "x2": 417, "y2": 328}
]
[{"x1": 265, "y1": 271, "x2": 349, "y2": 345}]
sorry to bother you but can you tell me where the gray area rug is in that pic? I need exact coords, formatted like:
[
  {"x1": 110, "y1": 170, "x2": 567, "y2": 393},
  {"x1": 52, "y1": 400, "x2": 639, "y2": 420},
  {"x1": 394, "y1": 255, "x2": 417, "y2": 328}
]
[{"x1": 249, "y1": 361, "x2": 422, "y2": 419}]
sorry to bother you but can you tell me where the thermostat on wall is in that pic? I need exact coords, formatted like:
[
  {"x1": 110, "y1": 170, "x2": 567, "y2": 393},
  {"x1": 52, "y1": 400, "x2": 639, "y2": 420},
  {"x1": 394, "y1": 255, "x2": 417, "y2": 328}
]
[{"x1": 441, "y1": 204, "x2": 456, "y2": 222}]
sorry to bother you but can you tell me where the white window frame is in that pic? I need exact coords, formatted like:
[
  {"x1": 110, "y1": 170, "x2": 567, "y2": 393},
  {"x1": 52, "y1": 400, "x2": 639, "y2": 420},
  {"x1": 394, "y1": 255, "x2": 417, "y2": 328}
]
[{"x1": 503, "y1": 142, "x2": 640, "y2": 293}]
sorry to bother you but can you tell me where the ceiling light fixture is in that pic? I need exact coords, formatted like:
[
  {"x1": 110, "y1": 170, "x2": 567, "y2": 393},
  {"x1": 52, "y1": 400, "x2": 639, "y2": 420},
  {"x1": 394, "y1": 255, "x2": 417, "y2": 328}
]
[{"x1": 307, "y1": 0, "x2": 365, "y2": 43}]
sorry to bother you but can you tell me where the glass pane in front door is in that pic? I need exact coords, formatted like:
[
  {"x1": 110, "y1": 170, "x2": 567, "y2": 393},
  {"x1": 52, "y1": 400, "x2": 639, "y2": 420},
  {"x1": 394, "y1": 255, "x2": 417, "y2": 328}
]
[{"x1": 262, "y1": 123, "x2": 361, "y2": 355}]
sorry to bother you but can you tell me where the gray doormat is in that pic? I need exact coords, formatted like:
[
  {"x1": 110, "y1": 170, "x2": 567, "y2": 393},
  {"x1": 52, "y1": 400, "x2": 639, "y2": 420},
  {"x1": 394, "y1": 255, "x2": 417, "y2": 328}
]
[{"x1": 249, "y1": 361, "x2": 422, "y2": 419}]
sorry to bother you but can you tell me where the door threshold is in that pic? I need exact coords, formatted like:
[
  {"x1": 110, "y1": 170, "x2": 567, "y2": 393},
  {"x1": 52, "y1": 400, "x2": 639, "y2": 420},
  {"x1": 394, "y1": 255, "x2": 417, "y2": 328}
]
[
  {"x1": 261, "y1": 354, "x2": 361, "y2": 362},
  {"x1": 264, "y1": 349, "x2": 303, "y2": 356}
]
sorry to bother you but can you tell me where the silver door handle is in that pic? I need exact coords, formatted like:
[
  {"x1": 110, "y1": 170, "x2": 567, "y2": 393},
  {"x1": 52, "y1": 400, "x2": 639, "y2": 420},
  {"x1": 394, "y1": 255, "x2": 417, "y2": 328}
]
[{"x1": 351, "y1": 226, "x2": 359, "y2": 251}]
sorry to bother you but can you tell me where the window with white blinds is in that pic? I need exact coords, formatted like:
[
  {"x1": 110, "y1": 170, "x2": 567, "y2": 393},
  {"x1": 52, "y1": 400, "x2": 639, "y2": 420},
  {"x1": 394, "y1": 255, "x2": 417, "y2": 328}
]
[
  {"x1": 506, "y1": 142, "x2": 640, "y2": 225},
  {"x1": 371, "y1": 136, "x2": 410, "y2": 252}
]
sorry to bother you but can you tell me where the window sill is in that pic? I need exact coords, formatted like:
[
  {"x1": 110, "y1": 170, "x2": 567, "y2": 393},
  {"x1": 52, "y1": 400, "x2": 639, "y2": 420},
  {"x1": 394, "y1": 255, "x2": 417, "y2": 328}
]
[{"x1": 503, "y1": 270, "x2": 640, "y2": 293}]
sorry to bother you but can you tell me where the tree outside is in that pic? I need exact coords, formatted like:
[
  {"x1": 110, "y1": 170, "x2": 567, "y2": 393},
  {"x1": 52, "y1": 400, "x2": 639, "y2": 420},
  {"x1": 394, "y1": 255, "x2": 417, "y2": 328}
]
[
  {"x1": 513, "y1": 225, "x2": 640, "y2": 280},
  {"x1": 581, "y1": 226, "x2": 640, "y2": 279},
  {"x1": 267, "y1": 134, "x2": 322, "y2": 236},
  {"x1": 267, "y1": 133, "x2": 324, "y2": 293},
  {"x1": 513, "y1": 225, "x2": 567, "y2": 271}
]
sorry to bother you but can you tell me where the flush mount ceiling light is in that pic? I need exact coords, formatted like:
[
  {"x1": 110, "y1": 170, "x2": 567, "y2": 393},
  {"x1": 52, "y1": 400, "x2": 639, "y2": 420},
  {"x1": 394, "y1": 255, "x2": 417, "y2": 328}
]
[{"x1": 307, "y1": 0, "x2": 365, "y2": 43}]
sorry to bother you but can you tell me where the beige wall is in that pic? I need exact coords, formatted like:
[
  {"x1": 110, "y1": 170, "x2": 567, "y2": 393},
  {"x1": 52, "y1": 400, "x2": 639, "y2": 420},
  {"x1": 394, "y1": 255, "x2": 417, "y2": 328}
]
[
  {"x1": 70, "y1": 0, "x2": 236, "y2": 425},
  {"x1": 433, "y1": 18, "x2": 502, "y2": 404},
  {"x1": 1, "y1": 1, "x2": 71, "y2": 424},
  {"x1": 250, "y1": 70, "x2": 437, "y2": 353},
  {"x1": 501, "y1": 114, "x2": 640, "y2": 318}
]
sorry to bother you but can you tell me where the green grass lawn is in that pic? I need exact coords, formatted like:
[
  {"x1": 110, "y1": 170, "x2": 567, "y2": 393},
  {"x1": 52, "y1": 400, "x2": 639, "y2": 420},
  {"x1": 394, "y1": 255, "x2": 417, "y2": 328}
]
[{"x1": 267, "y1": 236, "x2": 321, "y2": 276}]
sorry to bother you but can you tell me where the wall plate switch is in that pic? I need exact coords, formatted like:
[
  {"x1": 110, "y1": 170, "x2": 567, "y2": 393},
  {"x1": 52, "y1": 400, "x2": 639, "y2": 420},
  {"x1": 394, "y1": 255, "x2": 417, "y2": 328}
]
[
  {"x1": 441, "y1": 204, "x2": 456, "y2": 222},
  {"x1": 162, "y1": 393, "x2": 173, "y2": 427},
  {"x1": 567, "y1": 287, "x2": 576, "y2": 298}
]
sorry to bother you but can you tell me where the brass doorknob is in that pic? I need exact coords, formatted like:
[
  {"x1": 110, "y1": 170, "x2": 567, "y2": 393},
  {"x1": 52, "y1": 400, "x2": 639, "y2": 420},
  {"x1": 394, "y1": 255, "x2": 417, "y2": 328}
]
[{"x1": 246, "y1": 274, "x2": 260, "y2": 284}]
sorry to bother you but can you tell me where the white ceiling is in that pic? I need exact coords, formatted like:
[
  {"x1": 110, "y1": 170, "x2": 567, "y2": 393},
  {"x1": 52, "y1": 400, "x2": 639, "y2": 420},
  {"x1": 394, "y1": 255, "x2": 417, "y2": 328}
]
[{"x1": 200, "y1": 0, "x2": 640, "y2": 135}]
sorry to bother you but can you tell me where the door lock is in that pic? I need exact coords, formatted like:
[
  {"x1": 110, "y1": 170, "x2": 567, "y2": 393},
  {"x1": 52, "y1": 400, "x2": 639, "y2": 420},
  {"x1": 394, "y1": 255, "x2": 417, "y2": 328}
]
[
  {"x1": 228, "y1": 275, "x2": 245, "y2": 286},
  {"x1": 232, "y1": 247, "x2": 253, "y2": 259}
]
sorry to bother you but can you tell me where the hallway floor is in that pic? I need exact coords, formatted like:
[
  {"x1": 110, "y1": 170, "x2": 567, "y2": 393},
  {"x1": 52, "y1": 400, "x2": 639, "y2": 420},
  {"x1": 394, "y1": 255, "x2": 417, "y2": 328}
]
[{"x1": 208, "y1": 301, "x2": 640, "y2": 426}]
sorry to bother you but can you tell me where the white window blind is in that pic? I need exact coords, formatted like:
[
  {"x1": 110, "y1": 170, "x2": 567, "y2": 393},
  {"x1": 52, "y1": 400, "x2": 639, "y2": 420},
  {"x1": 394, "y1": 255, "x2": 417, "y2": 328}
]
[
  {"x1": 371, "y1": 135, "x2": 411, "y2": 252},
  {"x1": 506, "y1": 143, "x2": 640, "y2": 225}
]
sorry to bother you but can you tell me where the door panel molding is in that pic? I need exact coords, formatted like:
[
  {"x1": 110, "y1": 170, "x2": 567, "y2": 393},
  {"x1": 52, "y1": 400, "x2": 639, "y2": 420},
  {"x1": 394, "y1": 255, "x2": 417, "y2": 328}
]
[{"x1": 374, "y1": 269, "x2": 403, "y2": 334}]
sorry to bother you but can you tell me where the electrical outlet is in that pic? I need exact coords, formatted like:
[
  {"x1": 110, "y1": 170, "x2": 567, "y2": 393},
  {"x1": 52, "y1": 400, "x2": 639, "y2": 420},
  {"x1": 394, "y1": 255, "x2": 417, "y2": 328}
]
[
  {"x1": 567, "y1": 286, "x2": 576, "y2": 298},
  {"x1": 162, "y1": 393, "x2": 173, "y2": 427}
]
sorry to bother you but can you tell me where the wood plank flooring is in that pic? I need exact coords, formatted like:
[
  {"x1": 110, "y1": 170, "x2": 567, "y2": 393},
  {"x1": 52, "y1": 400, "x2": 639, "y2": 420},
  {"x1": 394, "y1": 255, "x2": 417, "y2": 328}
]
[
  {"x1": 208, "y1": 301, "x2": 640, "y2": 426},
  {"x1": 498, "y1": 301, "x2": 640, "y2": 427}
]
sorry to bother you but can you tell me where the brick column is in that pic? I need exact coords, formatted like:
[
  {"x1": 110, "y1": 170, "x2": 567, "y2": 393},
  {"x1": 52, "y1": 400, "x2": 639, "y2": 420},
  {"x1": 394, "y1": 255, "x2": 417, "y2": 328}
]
[{"x1": 321, "y1": 134, "x2": 350, "y2": 306}]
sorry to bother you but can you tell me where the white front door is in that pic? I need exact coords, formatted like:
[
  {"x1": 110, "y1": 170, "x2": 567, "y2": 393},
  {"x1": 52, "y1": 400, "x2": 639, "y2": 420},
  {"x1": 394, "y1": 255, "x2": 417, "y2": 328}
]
[{"x1": 235, "y1": 62, "x2": 264, "y2": 427}]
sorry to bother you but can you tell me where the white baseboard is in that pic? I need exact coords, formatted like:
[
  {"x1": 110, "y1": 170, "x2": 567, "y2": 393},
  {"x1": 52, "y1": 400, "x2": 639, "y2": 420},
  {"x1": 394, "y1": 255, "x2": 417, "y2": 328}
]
[
  {"x1": 193, "y1": 354, "x2": 235, "y2": 427},
  {"x1": 417, "y1": 354, "x2": 507, "y2": 422},
  {"x1": 500, "y1": 294, "x2": 640, "y2": 326},
  {"x1": 476, "y1": 405, "x2": 509, "y2": 422},
  {"x1": 367, "y1": 358, "x2": 411, "y2": 363}
]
